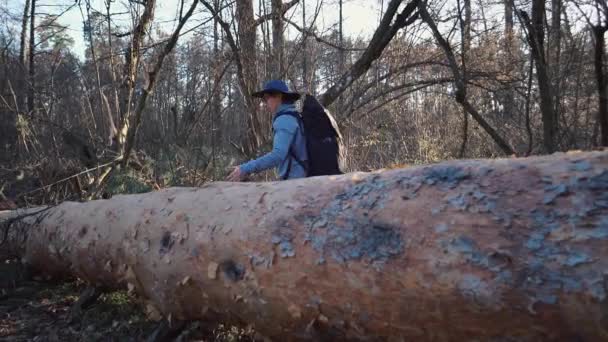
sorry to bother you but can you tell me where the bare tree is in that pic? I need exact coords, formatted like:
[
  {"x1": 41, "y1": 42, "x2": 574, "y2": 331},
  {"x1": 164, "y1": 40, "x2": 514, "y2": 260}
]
[
  {"x1": 121, "y1": 0, "x2": 199, "y2": 167},
  {"x1": 319, "y1": 0, "x2": 420, "y2": 107},
  {"x1": 520, "y1": 2, "x2": 558, "y2": 153},
  {"x1": 115, "y1": 0, "x2": 157, "y2": 152},
  {"x1": 418, "y1": 0, "x2": 515, "y2": 155}
]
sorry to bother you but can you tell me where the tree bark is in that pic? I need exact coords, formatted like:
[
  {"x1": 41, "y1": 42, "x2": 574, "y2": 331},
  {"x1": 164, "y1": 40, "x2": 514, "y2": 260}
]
[
  {"x1": 503, "y1": 0, "x2": 515, "y2": 118},
  {"x1": 236, "y1": 0, "x2": 263, "y2": 155},
  {"x1": 3, "y1": 151, "x2": 608, "y2": 341},
  {"x1": 27, "y1": 0, "x2": 36, "y2": 115},
  {"x1": 593, "y1": 25, "x2": 608, "y2": 147},
  {"x1": 301, "y1": 0, "x2": 307, "y2": 89},
  {"x1": 520, "y1": 4, "x2": 558, "y2": 154},
  {"x1": 116, "y1": 0, "x2": 156, "y2": 150},
  {"x1": 337, "y1": 0, "x2": 345, "y2": 113},
  {"x1": 458, "y1": 0, "x2": 471, "y2": 157},
  {"x1": 549, "y1": 0, "x2": 562, "y2": 115},
  {"x1": 271, "y1": 0, "x2": 285, "y2": 79},
  {"x1": 18, "y1": 0, "x2": 30, "y2": 113},
  {"x1": 212, "y1": 0, "x2": 223, "y2": 159},
  {"x1": 85, "y1": 2, "x2": 111, "y2": 150},
  {"x1": 105, "y1": 0, "x2": 120, "y2": 147},
  {"x1": 200, "y1": 0, "x2": 263, "y2": 155}
]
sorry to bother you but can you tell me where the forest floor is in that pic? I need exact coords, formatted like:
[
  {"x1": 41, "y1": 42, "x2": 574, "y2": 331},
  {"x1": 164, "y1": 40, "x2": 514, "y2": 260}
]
[{"x1": 0, "y1": 259, "x2": 252, "y2": 342}]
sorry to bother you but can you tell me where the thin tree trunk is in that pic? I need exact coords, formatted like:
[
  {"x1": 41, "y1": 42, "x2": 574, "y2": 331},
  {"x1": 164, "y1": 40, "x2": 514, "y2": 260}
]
[
  {"x1": 337, "y1": 0, "x2": 344, "y2": 113},
  {"x1": 271, "y1": 0, "x2": 285, "y2": 79},
  {"x1": 105, "y1": 0, "x2": 120, "y2": 147},
  {"x1": 212, "y1": 0, "x2": 222, "y2": 163},
  {"x1": 525, "y1": 57, "x2": 534, "y2": 155},
  {"x1": 593, "y1": 25, "x2": 608, "y2": 146},
  {"x1": 260, "y1": 0, "x2": 269, "y2": 81},
  {"x1": 116, "y1": 0, "x2": 156, "y2": 151},
  {"x1": 27, "y1": 0, "x2": 36, "y2": 115},
  {"x1": 458, "y1": 0, "x2": 471, "y2": 158},
  {"x1": 85, "y1": 3, "x2": 109, "y2": 151},
  {"x1": 3, "y1": 151, "x2": 608, "y2": 341},
  {"x1": 520, "y1": 5, "x2": 558, "y2": 154},
  {"x1": 504, "y1": 0, "x2": 515, "y2": 118},
  {"x1": 549, "y1": 0, "x2": 562, "y2": 138},
  {"x1": 18, "y1": 0, "x2": 30, "y2": 113},
  {"x1": 302, "y1": 0, "x2": 307, "y2": 89},
  {"x1": 235, "y1": 0, "x2": 263, "y2": 154}
]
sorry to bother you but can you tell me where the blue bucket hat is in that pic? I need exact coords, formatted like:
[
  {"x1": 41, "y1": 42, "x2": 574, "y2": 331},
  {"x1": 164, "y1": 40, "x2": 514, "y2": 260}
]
[{"x1": 252, "y1": 80, "x2": 301, "y2": 101}]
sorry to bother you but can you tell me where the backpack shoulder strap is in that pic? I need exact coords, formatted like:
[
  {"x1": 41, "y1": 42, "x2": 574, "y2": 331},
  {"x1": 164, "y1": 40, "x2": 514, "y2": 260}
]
[{"x1": 273, "y1": 110, "x2": 302, "y2": 125}]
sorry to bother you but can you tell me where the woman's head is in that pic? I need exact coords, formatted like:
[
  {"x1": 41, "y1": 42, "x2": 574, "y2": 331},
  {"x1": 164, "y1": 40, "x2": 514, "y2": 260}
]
[{"x1": 252, "y1": 80, "x2": 300, "y2": 113}]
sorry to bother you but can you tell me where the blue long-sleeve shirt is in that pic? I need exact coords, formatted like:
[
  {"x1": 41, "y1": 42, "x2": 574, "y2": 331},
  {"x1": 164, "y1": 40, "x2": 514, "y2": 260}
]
[{"x1": 239, "y1": 104, "x2": 308, "y2": 180}]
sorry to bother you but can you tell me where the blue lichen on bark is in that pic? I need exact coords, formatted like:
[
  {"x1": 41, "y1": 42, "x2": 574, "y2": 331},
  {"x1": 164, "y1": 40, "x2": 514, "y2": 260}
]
[
  {"x1": 422, "y1": 165, "x2": 470, "y2": 190},
  {"x1": 298, "y1": 174, "x2": 405, "y2": 268}
]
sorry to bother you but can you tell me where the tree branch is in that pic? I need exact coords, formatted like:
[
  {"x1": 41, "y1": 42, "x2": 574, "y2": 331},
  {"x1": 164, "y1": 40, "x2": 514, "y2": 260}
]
[
  {"x1": 121, "y1": 0, "x2": 198, "y2": 167},
  {"x1": 254, "y1": 0, "x2": 300, "y2": 26},
  {"x1": 418, "y1": 0, "x2": 515, "y2": 155},
  {"x1": 319, "y1": 0, "x2": 421, "y2": 107},
  {"x1": 282, "y1": 16, "x2": 365, "y2": 51}
]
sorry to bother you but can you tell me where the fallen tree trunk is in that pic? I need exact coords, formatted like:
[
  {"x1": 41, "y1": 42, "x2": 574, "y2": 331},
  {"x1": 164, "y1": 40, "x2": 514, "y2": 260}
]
[{"x1": 2, "y1": 151, "x2": 608, "y2": 341}]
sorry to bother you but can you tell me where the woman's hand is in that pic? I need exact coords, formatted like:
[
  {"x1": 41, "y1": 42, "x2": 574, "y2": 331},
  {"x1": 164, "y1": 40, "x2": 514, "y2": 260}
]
[{"x1": 226, "y1": 166, "x2": 244, "y2": 182}]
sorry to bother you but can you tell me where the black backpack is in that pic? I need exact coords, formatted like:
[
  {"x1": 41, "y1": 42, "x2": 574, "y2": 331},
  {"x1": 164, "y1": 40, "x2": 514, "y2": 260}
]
[{"x1": 276, "y1": 95, "x2": 344, "y2": 177}]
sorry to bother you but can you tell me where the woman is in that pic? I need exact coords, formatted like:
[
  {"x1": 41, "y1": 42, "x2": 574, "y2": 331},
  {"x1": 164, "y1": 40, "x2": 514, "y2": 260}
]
[{"x1": 226, "y1": 80, "x2": 308, "y2": 181}]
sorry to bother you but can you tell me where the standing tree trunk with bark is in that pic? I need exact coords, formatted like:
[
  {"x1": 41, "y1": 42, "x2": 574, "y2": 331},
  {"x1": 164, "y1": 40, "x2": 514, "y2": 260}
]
[
  {"x1": 337, "y1": 0, "x2": 345, "y2": 114},
  {"x1": 549, "y1": 0, "x2": 562, "y2": 134},
  {"x1": 503, "y1": 0, "x2": 515, "y2": 118},
  {"x1": 18, "y1": 0, "x2": 30, "y2": 113},
  {"x1": 211, "y1": 0, "x2": 223, "y2": 162},
  {"x1": 116, "y1": 0, "x2": 156, "y2": 152},
  {"x1": 458, "y1": 0, "x2": 471, "y2": 157},
  {"x1": 593, "y1": 24, "x2": 608, "y2": 147},
  {"x1": 301, "y1": 0, "x2": 307, "y2": 89},
  {"x1": 3, "y1": 151, "x2": 608, "y2": 341},
  {"x1": 271, "y1": 0, "x2": 285, "y2": 79},
  {"x1": 520, "y1": 0, "x2": 558, "y2": 154},
  {"x1": 27, "y1": 0, "x2": 36, "y2": 115},
  {"x1": 236, "y1": 0, "x2": 263, "y2": 155}
]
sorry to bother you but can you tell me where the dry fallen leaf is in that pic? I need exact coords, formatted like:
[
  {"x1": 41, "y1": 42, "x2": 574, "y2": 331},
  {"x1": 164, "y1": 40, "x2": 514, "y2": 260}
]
[
  {"x1": 179, "y1": 276, "x2": 191, "y2": 286},
  {"x1": 207, "y1": 262, "x2": 219, "y2": 280}
]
